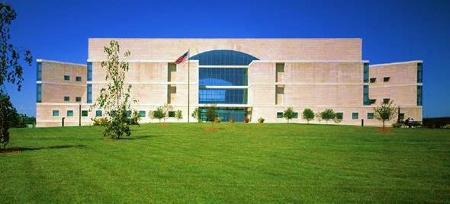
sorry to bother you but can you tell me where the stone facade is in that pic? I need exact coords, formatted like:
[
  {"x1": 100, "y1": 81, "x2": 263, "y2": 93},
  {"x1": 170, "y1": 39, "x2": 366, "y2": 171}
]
[{"x1": 36, "y1": 38, "x2": 422, "y2": 127}]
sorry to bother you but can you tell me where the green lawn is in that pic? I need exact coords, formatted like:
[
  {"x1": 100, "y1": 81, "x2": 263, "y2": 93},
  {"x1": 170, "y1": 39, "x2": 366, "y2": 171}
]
[{"x1": 1, "y1": 124, "x2": 449, "y2": 203}]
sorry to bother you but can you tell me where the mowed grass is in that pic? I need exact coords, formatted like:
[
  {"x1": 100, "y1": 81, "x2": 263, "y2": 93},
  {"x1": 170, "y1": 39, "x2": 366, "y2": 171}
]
[{"x1": 1, "y1": 123, "x2": 450, "y2": 203}]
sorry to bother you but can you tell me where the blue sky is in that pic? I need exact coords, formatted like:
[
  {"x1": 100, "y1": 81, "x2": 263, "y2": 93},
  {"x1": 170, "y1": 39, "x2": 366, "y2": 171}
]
[{"x1": 4, "y1": 0, "x2": 450, "y2": 117}]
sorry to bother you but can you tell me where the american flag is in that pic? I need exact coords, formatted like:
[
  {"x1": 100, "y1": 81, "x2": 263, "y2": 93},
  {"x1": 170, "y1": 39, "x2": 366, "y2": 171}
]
[{"x1": 175, "y1": 51, "x2": 189, "y2": 64}]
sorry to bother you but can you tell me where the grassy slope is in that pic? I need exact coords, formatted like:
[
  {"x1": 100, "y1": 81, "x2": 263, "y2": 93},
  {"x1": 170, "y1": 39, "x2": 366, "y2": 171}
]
[{"x1": 1, "y1": 124, "x2": 449, "y2": 203}]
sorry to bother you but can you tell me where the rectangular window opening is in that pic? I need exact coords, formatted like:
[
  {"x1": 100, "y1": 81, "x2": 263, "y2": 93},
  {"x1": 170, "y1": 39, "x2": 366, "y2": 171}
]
[
  {"x1": 352, "y1": 112, "x2": 359, "y2": 120},
  {"x1": 64, "y1": 75, "x2": 70, "y2": 81}
]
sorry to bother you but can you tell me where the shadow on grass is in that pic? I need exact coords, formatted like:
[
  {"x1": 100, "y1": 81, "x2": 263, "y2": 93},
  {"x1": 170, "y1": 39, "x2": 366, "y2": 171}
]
[
  {"x1": 117, "y1": 135, "x2": 158, "y2": 140},
  {"x1": 0, "y1": 144, "x2": 86, "y2": 154}
]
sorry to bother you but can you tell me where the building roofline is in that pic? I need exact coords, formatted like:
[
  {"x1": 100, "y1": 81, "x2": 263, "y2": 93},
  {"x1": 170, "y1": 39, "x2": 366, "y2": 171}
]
[
  {"x1": 88, "y1": 37, "x2": 362, "y2": 40},
  {"x1": 369, "y1": 60, "x2": 423, "y2": 67},
  {"x1": 36, "y1": 59, "x2": 86, "y2": 67}
]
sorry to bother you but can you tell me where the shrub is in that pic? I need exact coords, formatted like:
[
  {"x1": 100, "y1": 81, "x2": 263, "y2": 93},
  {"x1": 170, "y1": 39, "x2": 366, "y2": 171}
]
[
  {"x1": 92, "y1": 117, "x2": 109, "y2": 126},
  {"x1": 244, "y1": 118, "x2": 250, "y2": 123},
  {"x1": 214, "y1": 117, "x2": 221, "y2": 123},
  {"x1": 283, "y1": 107, "x2": 295, "y2": 123},
  {"x1": 129, "y1": 110, "x2": 140, "y2": 125},
  {"x1": 302, "y1": 108, "x2": 314, "y2": 124},
  {"x1": 191, "y1": 108, "x2": 201, "y2": 122},
  {"x1": 175, "y1": 110, "x2": 183, "y2": 121},
  {"x1": 392, "y1": 122, "x2": 404, "y2": 128},
  {"x1": 320, "y1": 109, "x2": 336, "y2": 123},
  {"x1": 258, "y1": 117, "x2": 265, "y2": 124},
  {"x1": 374, "y1": 101, "x2": 397, "y2": 129},
  {"x1": 206, "y1": 106, "x2": 217, "y2": 122},
  {"x1": 443, "y1": 124, "x2": 450, "y2": 129},
  {"x1": 152, "y1": 107, "x2": 165, "y2": 122}
]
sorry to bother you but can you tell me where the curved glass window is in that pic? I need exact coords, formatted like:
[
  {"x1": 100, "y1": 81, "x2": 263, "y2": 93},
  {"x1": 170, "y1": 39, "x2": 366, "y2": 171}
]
[
  {"x1": 190, "y1": 50, "x2": 258, "y2": 65},
  {"x1": 200, "y1": 68, "x2": 247, "y2": 86}
]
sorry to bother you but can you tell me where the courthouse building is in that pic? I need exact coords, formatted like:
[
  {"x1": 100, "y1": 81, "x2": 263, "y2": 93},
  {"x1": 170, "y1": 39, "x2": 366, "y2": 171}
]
[{"x1": 35, "y1": 38, "x2": 423, "y2": 127}]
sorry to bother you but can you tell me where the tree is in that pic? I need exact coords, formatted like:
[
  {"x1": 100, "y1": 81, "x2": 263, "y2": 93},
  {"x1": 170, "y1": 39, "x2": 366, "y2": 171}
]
[
  {"x1": 302, "y1": 108, "x2": 314, "y2": 124},
  {"x1": 175, "y1": 110, "x2": 182, "y2": 121},
  {"x1": 0, "y1": 3, "x2": 33, "y2": 148},
  {"x1": 191, "y1": 108, "x2": 200, "y2": 122},
  {"x1": 95, "y1": 40, "x2": 132, "y2": 139},
  {"x1": 283, "y1": 107, "x2": 295, "y2": 123},
  {"x1": 320, "y1": 109, "x2": 336, "y2": 123},
  {"x1": 205, "y1": 105, "x2": 217, "y2": 122},
  {"x1": 152, "y1": 106, "x2": 165, "y2": 122},
  {"x1": 374, "y1": 100, "x2": 397, "y2": 129}
]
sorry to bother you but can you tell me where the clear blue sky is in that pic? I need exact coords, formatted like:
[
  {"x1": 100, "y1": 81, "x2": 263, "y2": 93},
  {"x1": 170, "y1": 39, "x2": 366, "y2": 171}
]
[{"x1": 4, "y1": 0, "x2": 450, "y2": 117}]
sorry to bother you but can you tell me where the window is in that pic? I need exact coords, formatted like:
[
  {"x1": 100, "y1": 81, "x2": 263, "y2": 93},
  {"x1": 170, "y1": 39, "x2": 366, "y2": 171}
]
[
  {"x1": 367, "y1": 113, "x2": 374, "y2": 119},
  {"x1": 82, "y1": 110, "x2": 88, "y2": 117},
  {"x1": 76, "y1": 76, "x2": 82, "y2": 81},
  {"x1": 417, "y1": 85, "x2": 423, "y2": 106},
  {"x1": 369, "y1": 78, "x2": 376, "y2": 83},
  {"x1": 363, "y1": 63, "x2": 369, "y2": 83},
  {"x1": 87, "y1": 84, "x2": 92, "y2": 103},
  {"x1": 352, "y1": 112, "x2": 359, "y2": 120},
  {"x1": 76, "y1": 97, "x2": 82, "y2": 102},
  {"x1": 37, "y1": 62, "x2": 42, "y2": 81},
  {"x1": 64, "y1": 75, "x2": 70, "y2": 81},
  {"x1": 139, "y1": 111, "x2": 146, "y2": 117},
  {"x1": 383, "y1": 77, "x2": 390, "y2": 82},
  {"x1": 52, "y1": 110, "x2": 60, "y2": 117},
  {"x1": 36, "y1": 84, "x2": 42, "y2": 103},
  {"x1": 399, "y1": 113, "x2": 405, "y2": 121},
  {"x1": 363, "y1": 85, "x2": 370, "y2": 105},
  {"x1": 95, "y1": 110, "x2": 102, "y2": 117},
  {"x1": 67, "y1": 110, "x2": 74, "y2": 117},
  {"x1": 336, "y1": 112, "x2": 343, "y2": 120},
  {"x1": 293, "y1": 112, "x2": 298, "y2": 118},
  {"x1": 168, "y1": 111, "x2": 176, "y2": 117},
  {"x1": 199, "y1": 68, "x2": 248, "y2": 86},
  {"x1": 126, "y1": 111, "x2": 132, "y2": 117},
  {"x1": 369, "y1": 99, "x2": 376, "y2": 105},
  {"x1": 199, "y1": 88, "x2": 247, "y2": 104},
  {"x1": 383, "y1": 98, "x2": 390, "y2": 104},
  {"x1": 276, "y1": 63, "x2": 285, "y2": 82},
  {"x1": 64, "y1": 96, "x2": 70, "y2": 102},
  {"x1": 87, "y1": 62, "x2": 92, "y2": 81},
  {"x1": 417, "y1": 63, "x2": 423, "y2": 83},
  {"x1": 277, "y1": 112, "x2": 283, "y2": 118},
  {"x1": 168, "y1": 63, "x2": 176, "y2": 82}
]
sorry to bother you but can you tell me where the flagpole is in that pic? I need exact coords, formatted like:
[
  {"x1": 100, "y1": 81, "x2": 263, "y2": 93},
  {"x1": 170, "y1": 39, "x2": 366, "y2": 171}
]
[{"x1": 187, "y1": 49, "x2": 190, "y2": 123}]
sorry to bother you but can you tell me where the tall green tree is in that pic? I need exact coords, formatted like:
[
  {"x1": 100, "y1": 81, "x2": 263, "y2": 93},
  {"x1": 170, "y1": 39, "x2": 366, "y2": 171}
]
[
  {"x1": 283, "y1": 107, "x2": 296, "y2": 123},
  {"x1": 302, "y1": 108, "x2": 315, "y2": 124},
  {"x1": 374, "y1": 100, "x2": 397, "y2": 129},
  {"x1": 95, "y1": 40, "x2": 132, "y2": 139},
  {"x1": 152, "y1": 106, "x2": 165, "y2": 122},
  {"x1": 0, "y1": 3, "x2": 32, "y2": 148}
]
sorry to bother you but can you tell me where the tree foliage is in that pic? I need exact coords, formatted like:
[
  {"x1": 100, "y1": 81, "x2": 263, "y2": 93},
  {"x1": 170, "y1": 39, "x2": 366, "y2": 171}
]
[
  {"x1": 0, "y1": 3, "x2": 33, "y2": 148},
  {"x1": 320, "y1": 109, "x2": 336, "y2": 123},
  {"x1": 94, "y1": 40, "x2": 132, "y2": 139},
  {"x1": 374, "y1": 100, "x2": 397, "y2": 129},
  {"x1": 205, "y1": 106, "x2": 217, "y2": 122},
  {"x1": 152, "y1": 107, "x2": 165, "y2": 122},
  {"x1": 283, "y1": 107, "x2": 295, "y2": 123},
  {"x1": 191, "y1": 108, "x2": 200, "y2": 122},
  {"x1": 0, "y1": 3, "x2": 32, "y2": 91},
  {"x1": 302, "y1": 108, "x2": 315, "y2": 124},
  {"x1": 175, "y1": 110, "x2": 182, "y2": 120}
]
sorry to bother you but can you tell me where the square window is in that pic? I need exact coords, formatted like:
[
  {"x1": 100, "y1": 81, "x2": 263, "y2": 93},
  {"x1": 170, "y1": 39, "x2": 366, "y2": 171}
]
[
  {"x1": 168, "y1": 111, "x2": 175, "y2": 117},
  {"x1": 370, "y1": 78, "x2": 376, "y2": 83},
  {"x1": 64, "y1": 75, "x2": 70, "y2": 81},
  {"x1": 82, "y1": 110, "x2": 88, "y2": 117},
  {"x1": 352, "y1": 112, "x2": 359, "y2": 120},
  {"x1": 76, "y1": 97, "x2": 82, "y2": 102},
  {"x1": 383, "y1": 77, "x2": 390, "y2": 82},
  {"x1": 76, "y1": 76, "x2": 82, "y2": 81},
  {"x1": 383, "y1": 98, "x2": 390, "y2": 104},
  {"x1": 64, "y1": 96, "x2": 70, "y2": 102},
  {"x1": 95, "y1": 110, "x2": 102, "y2": 117},
  {"x1": 67, "y1": 110, "x2": 74, "y2": 117},
  {"x1": 293, "y1": 112, "x2": 298, "y2": 118},
  {"x1": 367, "y1": 113, "x2": 374, "y2": 119},
  {"x1": 399, "y1": 113, "x2": 405, "y2": 120},
  {"x1": 139, "y1": 110, "x2": 146, "y2": 117},
  {"x1": 277, "y1": 112, "x2": 283, "y2": 118},
  {"x1": 52, "y1": 110, "x2": 60, "y2": 117},
  {"x1": 369, "y1": 99, "x2": 376, "y2": 105},
  {"x1": 336, "y1": 112, "x2": 343, "y2": 120}
]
